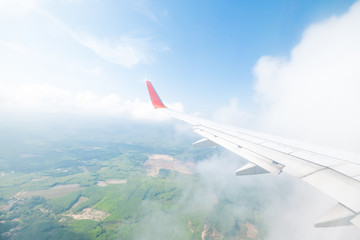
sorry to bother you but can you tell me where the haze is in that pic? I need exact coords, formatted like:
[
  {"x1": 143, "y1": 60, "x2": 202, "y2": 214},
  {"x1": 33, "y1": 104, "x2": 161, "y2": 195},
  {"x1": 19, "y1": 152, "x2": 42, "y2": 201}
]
[{"x1": 1, "y1": 0, "x2": 360, "y2": 239}]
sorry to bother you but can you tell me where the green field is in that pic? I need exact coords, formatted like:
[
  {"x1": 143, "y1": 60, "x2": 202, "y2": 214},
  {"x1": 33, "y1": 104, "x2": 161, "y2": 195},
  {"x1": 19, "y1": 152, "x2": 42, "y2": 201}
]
[{"x1": 0, "y1": 118, "x2": 268, "y2": 240}]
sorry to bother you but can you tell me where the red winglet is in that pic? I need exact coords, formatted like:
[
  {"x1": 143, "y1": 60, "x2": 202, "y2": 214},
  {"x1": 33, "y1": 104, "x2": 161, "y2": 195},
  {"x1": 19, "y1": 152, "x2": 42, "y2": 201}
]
[{"x1": 146, "y1": 80, "x2": 167, "y2": 109}]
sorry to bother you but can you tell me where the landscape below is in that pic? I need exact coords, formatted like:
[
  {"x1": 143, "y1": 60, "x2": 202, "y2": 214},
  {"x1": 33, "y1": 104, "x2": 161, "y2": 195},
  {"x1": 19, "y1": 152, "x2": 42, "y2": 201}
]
[{"x1": 0, "y1": 117, "x2": 269, "y2": 240}]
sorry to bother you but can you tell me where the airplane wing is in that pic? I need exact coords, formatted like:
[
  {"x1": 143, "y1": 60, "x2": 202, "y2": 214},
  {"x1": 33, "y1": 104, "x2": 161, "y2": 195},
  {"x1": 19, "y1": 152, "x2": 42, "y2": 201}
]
[{"x1": 145, "y1": 80, "x2": 360, "y2": 228}]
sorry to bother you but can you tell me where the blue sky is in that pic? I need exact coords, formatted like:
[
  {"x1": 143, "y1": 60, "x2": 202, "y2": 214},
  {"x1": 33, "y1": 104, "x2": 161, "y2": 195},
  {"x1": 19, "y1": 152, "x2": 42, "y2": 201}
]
[{"x1": 0, "y1": 0, "x2": 359, "y2": 128}]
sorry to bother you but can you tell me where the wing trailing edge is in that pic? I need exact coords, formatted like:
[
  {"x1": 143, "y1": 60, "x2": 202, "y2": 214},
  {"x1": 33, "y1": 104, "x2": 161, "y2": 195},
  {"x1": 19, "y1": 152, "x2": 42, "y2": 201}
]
[{"x1": 144, "y1": 80, "x2": 360, "y2": 229}]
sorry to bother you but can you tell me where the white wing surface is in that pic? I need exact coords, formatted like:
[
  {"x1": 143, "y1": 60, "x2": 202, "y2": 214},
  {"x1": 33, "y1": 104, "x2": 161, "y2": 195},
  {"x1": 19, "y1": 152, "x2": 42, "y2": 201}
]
[{"x1": 145, "y1": 80, "x2": 360, "y2": 228}]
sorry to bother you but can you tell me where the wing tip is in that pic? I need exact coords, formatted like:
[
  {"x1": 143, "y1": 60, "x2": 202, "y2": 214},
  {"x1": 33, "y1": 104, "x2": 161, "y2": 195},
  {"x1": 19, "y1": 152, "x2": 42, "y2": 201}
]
[{"x1": 146, "y1": 80, "x2": 167, "y2": 109}]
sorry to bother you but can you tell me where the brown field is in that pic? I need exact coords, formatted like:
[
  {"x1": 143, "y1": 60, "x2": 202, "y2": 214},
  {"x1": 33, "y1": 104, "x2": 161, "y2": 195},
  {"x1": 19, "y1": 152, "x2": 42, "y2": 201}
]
[
  {"x1": 245, "y1": 222, "x2": 258, "y2": 239},
  {"x1": 97, "y1": 179, "x2": 127, "y2": 187},
  {"x1": 31, "y1": 176, "x2": 50, "y2": 182},
  {"x1": 15, "y1": 184, "x2": 84, "y2": 199},
  {"x1": 144, "y1": 154, "x2": 194, "y2": 177},
  {"x1": 65, "y1": 208, "x2": 110, "y2": 221}
]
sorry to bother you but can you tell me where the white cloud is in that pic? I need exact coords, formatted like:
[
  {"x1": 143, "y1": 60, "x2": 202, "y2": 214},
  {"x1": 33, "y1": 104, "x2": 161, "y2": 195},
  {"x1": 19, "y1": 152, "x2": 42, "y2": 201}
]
[
  {"x1": 0, "y1": 0, "x2": 38, "y2": 18},
  {"x1": 212, "y1": 98, "x2": 253, "y2": 127},
  {"x1": 79, "y1": 36, "x2": 153, "y2": 68},
  {"x1": 253, "y1": 1, "x2": 360, "y2": 152},
  {"x1": 36, "y1": 8, "x2": 147, "y2": 68},
  {"x1": 251, "y1": 3, "x2": 360, "y2": 236},
  {"x1": 130, "y1": 0, "x2": 160, "y2": 23},
  {"x1": 45, "y1": 9, "x2": 168, "y2": 68},
  {"x1": 35, "y1": 8, "x2": 150, "y2": 68},
  {"x1": 0, "y1": 1, "x2": 172, "y2": 118},
  {"x1": 0, "y1": 83, "x2": 182, "y2": 121},
  {"x1": 0, "y1": 41, "x2": 31, "y2": 54},
  {"x1": 0, "y1": 1, "x2": 165, "y2": 68}
]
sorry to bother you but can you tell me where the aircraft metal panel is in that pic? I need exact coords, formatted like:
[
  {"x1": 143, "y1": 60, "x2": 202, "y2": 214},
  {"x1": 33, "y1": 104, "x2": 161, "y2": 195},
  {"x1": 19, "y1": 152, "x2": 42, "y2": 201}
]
[
  {"x1": 195, "y1": 126, "x2": 323, "y2": 177},
  {"x1": 330, "y1": 164, "x2": 360, "y2": 178},
  {"x1": 303, "y1": 169, "x2": 360, "y2": 212},
  {"x1": 314, "y1": 203, "x2": 354, "y2": 227},
  {"x1": 233, "y1": 132, "x2": 266, "y2": 144},
  {"x1": 260, "y1": 141, "x2": 296, "y2": 154},
  {"x1": 291, "y1": 150, "x2": 343, "y2": 167}
]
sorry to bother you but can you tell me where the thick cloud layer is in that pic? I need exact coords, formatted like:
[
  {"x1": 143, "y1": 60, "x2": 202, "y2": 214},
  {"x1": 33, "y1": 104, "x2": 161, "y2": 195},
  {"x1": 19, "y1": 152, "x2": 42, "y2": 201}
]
[
  {"x1": 250, "y1": 1, "x2": 360, "y2": 238},
  {"x1": 253, "y1": 1, "x2": 360, "y2": 152}
]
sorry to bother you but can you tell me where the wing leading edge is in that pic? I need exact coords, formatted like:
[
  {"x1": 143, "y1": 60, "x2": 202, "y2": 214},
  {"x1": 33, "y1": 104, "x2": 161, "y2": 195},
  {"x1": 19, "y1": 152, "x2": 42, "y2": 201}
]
[{"x1": 145, "y1": 81, "x2": 360, "y2": 228}]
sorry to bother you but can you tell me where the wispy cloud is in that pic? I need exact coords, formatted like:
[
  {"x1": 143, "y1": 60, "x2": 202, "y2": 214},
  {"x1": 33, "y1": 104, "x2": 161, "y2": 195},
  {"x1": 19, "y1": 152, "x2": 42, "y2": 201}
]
[
  {"x1": 128, "y1": 0, "x2": 167, "y2": 23},
  {"x1": 0, "y1": 0, "x2": 38, "y2": 18},
  {"x1": 79, "y1": 36, "x2": 153, "y2": 68},
  {"x1": 0, "y1": 1, "x2": 173, "y2": 117},
  {"x1": 132, "y1": 1, "x2": 159, "y2": 23},
  {"x1": 37, "y1": 7, "x2": 159, "y2": 68},
  {"x1": 1, "y1": 0, "x2": 166, "y2": 68},
  {"x1": 0, "y1": 41, "x2": 31, "y2": 54}
]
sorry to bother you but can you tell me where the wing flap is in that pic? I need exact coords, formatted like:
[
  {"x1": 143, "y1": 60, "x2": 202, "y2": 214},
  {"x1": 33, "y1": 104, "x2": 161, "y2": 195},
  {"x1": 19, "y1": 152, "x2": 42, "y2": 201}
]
[
  {"x1": 195, "y1": 125, "x2": 324, "y2": 177},
  {"x1": 350, "y1": 214, "x2": 360, "y2": 227},
  {"x1": 194, "y1": 128, "x2": 284, "y2": 175},
  {"x1": 291, "y1": 150, "x2": 345, "y2": 167},
  {"x1": 330, "y1": 164, "x2": 360, "y2": 178},
  {"x1": 195, "y1": 124, "x2": 360, "y2": 213},
  {"x1": 303, "y1": 168, "x2": 360, "y2": 212},
  {"x1": 192, "y1": 138, "x2": 218, "y2": 147},
  {"x1": 314, "y1": 203, "x2": 354, "y2": 227},
  {"x1": 235, "y1": 163, "x2": 269, "y2": 175}
]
